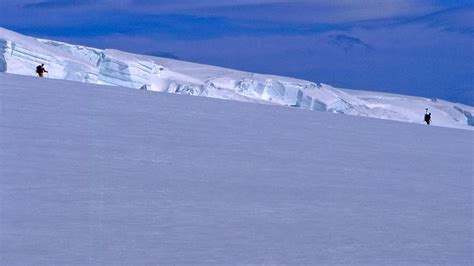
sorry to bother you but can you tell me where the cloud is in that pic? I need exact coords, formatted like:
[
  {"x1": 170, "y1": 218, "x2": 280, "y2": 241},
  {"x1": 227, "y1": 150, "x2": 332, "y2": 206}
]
[
  {"x1": 398, "y1": 6, "x2": 474, "y2": 35},
  {"x1": 129, "y1": 0, "x2": 289, "y2": 10},
  {"x1": 5, "y1": 11, "x2": 351, "y2": 40},
  {"x1": 23, "y1": 0, "x2": 95, "y2": 9},
  {"x1": 126, "y1": 0, "x2": 439, "y2": 24}
]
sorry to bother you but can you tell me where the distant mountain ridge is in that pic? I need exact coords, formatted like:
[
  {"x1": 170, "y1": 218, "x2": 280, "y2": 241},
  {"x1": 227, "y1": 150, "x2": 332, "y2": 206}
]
[{"x1": 0, "y1": 27, "x2": 472, "y2": 130}]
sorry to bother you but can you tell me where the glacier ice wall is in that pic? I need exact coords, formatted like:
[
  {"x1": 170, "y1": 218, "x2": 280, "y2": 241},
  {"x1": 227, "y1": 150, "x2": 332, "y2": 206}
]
[
  {"x1": 0, "y1": 39, "x2": 7, "y2": 72},
  {"x1": 0, "y1": 27, "x2": 472, "y2": 130}
]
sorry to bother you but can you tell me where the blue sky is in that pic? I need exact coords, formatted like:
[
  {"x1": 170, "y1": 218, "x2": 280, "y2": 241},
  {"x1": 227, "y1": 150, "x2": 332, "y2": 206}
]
[{"x1": 1, "y1": 0, "x2": 473, "y2": 105}]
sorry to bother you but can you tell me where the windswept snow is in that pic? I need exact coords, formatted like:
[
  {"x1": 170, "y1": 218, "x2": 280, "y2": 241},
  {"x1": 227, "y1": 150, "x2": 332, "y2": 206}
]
[
  {"x1": 0, "y1": 27, "x2": 472, "y2": 130},
  {"x1": 0, "y1": 73, "x2": 473, "y2": 264}
]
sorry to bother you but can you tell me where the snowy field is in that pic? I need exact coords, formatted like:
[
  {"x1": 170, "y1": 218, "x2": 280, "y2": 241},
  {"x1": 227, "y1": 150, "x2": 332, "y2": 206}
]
[{"x1": 0, "y1": 73, "x2": 473, "y2": 265}]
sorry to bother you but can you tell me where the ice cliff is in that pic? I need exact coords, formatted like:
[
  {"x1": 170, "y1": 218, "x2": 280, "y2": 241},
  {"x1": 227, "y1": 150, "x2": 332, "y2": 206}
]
[{"x1": 0, "y1": 27, "x2": 472, "y2": 130}]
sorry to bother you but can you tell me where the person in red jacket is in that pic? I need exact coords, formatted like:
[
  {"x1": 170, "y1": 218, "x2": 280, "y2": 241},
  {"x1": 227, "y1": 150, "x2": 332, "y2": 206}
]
[{"x1": 36, "y1": 64, "x2": 48, "y2": 77}]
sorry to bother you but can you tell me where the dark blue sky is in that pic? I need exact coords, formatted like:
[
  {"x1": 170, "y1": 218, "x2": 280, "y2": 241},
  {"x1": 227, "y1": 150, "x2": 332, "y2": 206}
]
[{"x1": 1, "y1": 0, "x2": 473, "y2": 105}]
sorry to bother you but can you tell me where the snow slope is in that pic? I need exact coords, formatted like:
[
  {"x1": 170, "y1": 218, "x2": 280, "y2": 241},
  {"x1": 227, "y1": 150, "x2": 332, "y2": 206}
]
[
  {"x1": 0, "y1": 27, "x2": 472, "y2": 130},
  {"x1": 0, "y1": 73, "x2": 473, "y2": 264}
]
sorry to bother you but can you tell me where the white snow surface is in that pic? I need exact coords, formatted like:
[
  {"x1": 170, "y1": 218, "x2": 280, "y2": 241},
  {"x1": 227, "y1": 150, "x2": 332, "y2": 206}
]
[
  {"x1": 0, "y1": 73, "x2": 473, "y2": 265},
  {"x1": 0, "y1": 27, "x2": 472, "y2": 130}
]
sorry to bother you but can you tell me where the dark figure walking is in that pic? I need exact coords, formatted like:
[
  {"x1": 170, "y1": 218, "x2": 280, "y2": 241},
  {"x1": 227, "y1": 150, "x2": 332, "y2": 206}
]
[
  {"x1": 424, "y1": 109, "x2": 432, "y2": 125},
  {"x1": 36, "y1": 64, "x2": 48, "y2": 77}
]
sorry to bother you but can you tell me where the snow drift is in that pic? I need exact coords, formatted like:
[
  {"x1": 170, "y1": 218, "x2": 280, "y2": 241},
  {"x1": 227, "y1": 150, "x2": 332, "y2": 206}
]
[{"x1": 0, "y1": 27, "x2": 472, "y2": 129}]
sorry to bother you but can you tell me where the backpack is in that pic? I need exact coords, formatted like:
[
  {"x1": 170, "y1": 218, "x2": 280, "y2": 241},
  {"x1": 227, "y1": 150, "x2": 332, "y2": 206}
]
[{"x1": 36, "y1": 65, "x2": 42, "y2": 73}]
